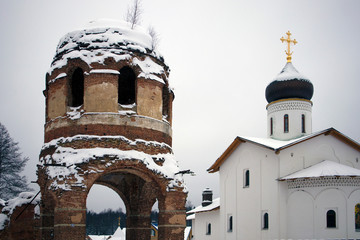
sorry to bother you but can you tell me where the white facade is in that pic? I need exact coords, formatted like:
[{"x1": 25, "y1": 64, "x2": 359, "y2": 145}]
[
  {"x1": 267, "y1": 98, "x2": 312, "y2": 140},
  {"x1": 187, "y1": 198, "x2": 220, "y2": 240},
  {"x1": 209, "y1": 129, "x2": 360, "y2": 240}
]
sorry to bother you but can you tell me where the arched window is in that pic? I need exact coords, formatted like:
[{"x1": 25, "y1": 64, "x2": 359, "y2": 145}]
[
  {"x1": 263, "y1": 212, "x2": 269, "y2": 229},
  {"x1": 118, "y1": 66, "x2": 136, "y2": 105},
  {"x1": 301, "y1": 114, "x2": 306, "y2": 133},
  {"x1": 69, "y1": 68, "x2": 84, "y2": 107},
  {"x1": 326, "y1": 210, "x2": 336, "y2": 228},
  {"x1": 244, "y1": 169, "x2": 250, "y2": 187},
  {"x1": 270, "y1": 118, "x2": 273, "y2": 136},
  {"x1": 228, "y1": 215, "x2": 233, "y2": 232},
  {"x1": 356, "y1": 204, "x2": 360, "y2": 232},
  {"x1": 206, "y1": 223, "x2": 211, "y2": 235},
  {"x1": 284, "y1": 114, "x2": 289, "y2": 133}
]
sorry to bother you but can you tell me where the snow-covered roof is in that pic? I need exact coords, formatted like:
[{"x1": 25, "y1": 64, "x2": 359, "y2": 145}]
[
  {"x1": 0, "y1": 192, "x2": 41, "y2": 230},
  {"x1": 184, "y1": 226, "x2": 192, "y2": 240},
  {"x1": 279, "y1": 160, "x2": 360, "y2": 180},
  {"x1": 40, "y1": 134, "x2": 186, "y2": 192},
  {"x1": 48, "y1": 19, "x2": 168, "y2": 84},
  {"x1": 111, "y1": 226, "x2": 126, "y2": 240},
  {"x1": 186, "y1": 213, "x2": 195, "y2": 220},
  {"x1": 208, "y1": 128, "x2": 360, "y2": 173},
  {"x1": 187, "y1": 198, "x2": 220, "y2": 214},
  {"x1": 273, "y1": 62, "x2": 310, "y2": 82}
]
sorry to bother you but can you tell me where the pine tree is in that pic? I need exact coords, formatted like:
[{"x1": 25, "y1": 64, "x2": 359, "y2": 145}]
[{"x1": 0, "y1": 122, "x2": 30, "y2": 200}]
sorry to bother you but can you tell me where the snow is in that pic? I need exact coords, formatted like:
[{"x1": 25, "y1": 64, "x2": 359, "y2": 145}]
[
  {"x1": 280, "y1": 160, "x2": 360, "y2": 180},
  {"x1": 89, "y1": 69, "x2": 120, "y2": 75},
  {"x1": 273, "y1": 62, "x2": 310, "y2": 82},
  {"x1": 184, "y1": 226, "x2": 192, "y2": 240},
  {"x1": 49, "y1": 72, "x2": 67, "y2": 84},
  {"x1": 40, "y1": 135, "x2": 186, "y2": 192},
  {"x1": 187, "y1": 197, "x2": 220, "y2": 214},
  {"x1": 0, "y1": 191, "x2": 41, "y2": 230},
  {"x1": 112, "y1": 226, "x2": 126, "y2": 240},
  {"x1": 48, "y1": 19, "x2": 168, "y2": 81},
  {"x1": 238, "y1": 128, "x2": 336, "y2": 151}
]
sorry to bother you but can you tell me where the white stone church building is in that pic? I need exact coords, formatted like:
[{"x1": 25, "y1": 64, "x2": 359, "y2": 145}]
[{"x1": 188, "y1": 49, "x2": 360, "y2": 239}]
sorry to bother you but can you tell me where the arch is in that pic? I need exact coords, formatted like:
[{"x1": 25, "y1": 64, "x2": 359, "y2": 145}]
[
  {"x1": 301, "y1": 114, "x2": 305, "y2": 133},
  {"x1": 118, "y1": 66, "x2": 136, "y2": 105},
  {"x1": 263, "y1": 212, "x2": 269, "y2": 230},
  {"x1": 284, "y1": 114, "x2": 289, "y2": 133},
  {"x1": 355, "y1": 203, "x2": 360, "y2": 231},
  {"x1": 69, "y1": 67, "x2": 84, "y2": 107},
  {"x1": 244, "y1": 169, "x2": 250, "y2": 187},
  {"x1": 206, "y1": 223, "x2": 211, "y2": 235},
  {"x1": 326, "y1": 209, "x2": 336, "y2": 228},
  {"x1": 287, "y1": 190, "x2": 314, "y2": 239}
]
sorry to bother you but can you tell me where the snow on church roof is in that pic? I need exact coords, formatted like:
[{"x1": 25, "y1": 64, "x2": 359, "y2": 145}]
[
  {"x1": 279, "y1": 160, "x2": 360, "y2": 180},
  {"x1": 187, "y1": 198, "x2": 220, "y2": 214},
  {"x1": 208, "y1": 128, "x2": 360, "y2": 173}
]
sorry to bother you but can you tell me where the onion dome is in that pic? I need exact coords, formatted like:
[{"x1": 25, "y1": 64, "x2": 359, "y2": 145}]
[{"x1": 265, "y1": 62, "x2": 313, "y2": 103}]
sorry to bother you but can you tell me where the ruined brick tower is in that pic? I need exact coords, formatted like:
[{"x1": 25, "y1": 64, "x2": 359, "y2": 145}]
[{"x1": 37, "y1": 19, "x2": 187, "y2": 240}]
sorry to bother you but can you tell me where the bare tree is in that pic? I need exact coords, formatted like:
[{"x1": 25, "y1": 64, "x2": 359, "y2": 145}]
[
  {"x1": 148, "y1": 25, "x2": 160, "y2": 51},
  {"x1": 126, "y1": 0, "x2": 142, "y2": 29}
]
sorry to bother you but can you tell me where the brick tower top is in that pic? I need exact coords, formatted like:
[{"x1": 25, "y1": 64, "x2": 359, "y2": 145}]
[{"x1": 43, "y1": 19, "x2": 174, "y2": 146}]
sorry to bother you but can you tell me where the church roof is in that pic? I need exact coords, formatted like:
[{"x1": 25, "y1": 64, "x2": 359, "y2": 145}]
[
  {"x1": 265, "y1": 62, "x2": 314, "y2": 103},
  {"x1": 279, "y1": 160, "x2": 360, "y2": 180},
  {"x1": 187, "y1": 198, "x2": 220, "y2": 214},
  {"x1": 208, "y1": 128, "x2": 360, "y2": 173}
]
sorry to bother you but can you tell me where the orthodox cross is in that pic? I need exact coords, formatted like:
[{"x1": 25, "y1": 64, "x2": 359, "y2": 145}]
[
  {"x1": 280, "y1": 31, "x2": 297, "y2": 63},
  {"x1": 118, "y1": 216, "x2": 121, "y2": 227}
]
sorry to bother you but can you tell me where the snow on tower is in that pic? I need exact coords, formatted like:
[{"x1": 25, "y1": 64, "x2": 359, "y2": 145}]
[{"x1": 37, "y1": 19, "x2": 187, "y2": 240}]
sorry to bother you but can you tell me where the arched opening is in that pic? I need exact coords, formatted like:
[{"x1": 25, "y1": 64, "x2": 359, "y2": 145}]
[
  {"x1": 263, "y1": 212, "x2": 269, "y2": 230},
  {"x1": 284, "y1": 114, "x2": 289, "y2": 133},
  {"x1": 244, "y1": 169, "x2": 250, "y2": 187},
  {"x1": 87, "y1": 170, "x2": 161, "y2": 240},
  {"x1": 270, "y1": 117, "x2": 273, "y2": 136},
  {"x1": 301, "y1": 114, "x2": 306, "y2": 133},
  {"x1": 355, "y1": 204, "x2": 360, "y2": 231},
  {"x1": 86, "y1": 184, "x2": 126, "y2": 237},
  {"x1": 118, "y1": 66, "x2": 136, "y2": 105},
  {"x1": 206, "y1": 223, "x2": 211, "y2": 235},
  {"x1": 69, "y1": 68, "x2": 84, "y2": 107},
  {"x1": 326, "y1": 209, "x2": 336, "y2": 228},
  {"x1": 228, "y1": 215, "x2": 233, "y2": 232}
]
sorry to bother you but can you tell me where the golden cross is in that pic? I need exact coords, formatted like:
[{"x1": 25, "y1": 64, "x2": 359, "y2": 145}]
[
  {"x1": 280, "y1": 31, "x2": 298, "y2": 63},
  {"x1": 118, "y1": 216, "x2": 121, "y2": 227}
]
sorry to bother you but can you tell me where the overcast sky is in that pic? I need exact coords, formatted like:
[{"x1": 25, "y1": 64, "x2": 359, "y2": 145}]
[{"x1": 1, "y1": 0, "x2": 360, "y2": 212}]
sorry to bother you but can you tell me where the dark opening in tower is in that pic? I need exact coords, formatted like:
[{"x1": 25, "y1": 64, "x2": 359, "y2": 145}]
[
  {"x1": 69, "y1": 68, "x2": 84, "y2": 107},
  {"x1": 118, "y1": 66, "x2": 136, "y2": 105}
]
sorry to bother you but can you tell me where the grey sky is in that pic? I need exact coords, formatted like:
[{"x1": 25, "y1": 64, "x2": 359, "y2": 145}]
[{"x1": 0, "y1": 0, "x2": 360, "y2": 212}]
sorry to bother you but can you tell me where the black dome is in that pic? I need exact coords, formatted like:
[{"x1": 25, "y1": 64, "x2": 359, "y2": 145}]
[{"x1": 265, "y1": 62, "x2": 313, "y2": 103}]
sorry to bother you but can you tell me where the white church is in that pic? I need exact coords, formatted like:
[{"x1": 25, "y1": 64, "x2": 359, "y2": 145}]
[{"x1": 187, "y1": 32, "x2": 360, "y2": 240}]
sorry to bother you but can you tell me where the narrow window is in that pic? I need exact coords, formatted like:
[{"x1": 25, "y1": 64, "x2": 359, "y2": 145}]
[
  {"x1": 270, "y1": 118, "x2": 273, "y2": 136},
  {"x1": 244, "y1": 169, "x2": 250, "y2": 187},
  {"x1": 301, "y1": 114, "x2": 306, "y2": 133},
  {"x1": 151, "y1": 229, "x2": 156, "y2": 236},
  {"x1": 118, "y1": 66, "x2": 136, "y2": 105},
  {"x1": 326, "y1": 210, "x2": 336, "y2": 228},
  {"x1": 356, "y1": 204, "x2": 360, "y2": 232},
  {"x1": 263, "y1": 212, "x2": 269, "y2": 230},
  {"x1": 69, "y1": 68, "x2": 84, "y2": 107},
  {"x1": 206, "y1": 223, "x2": 211, "y2": 235},
  {"x1": 228, "y1": 215, "x2": 233, "y2": 232},
  {"x1": 284, "y1": 114, "x2": 289, "y2": 133}
]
